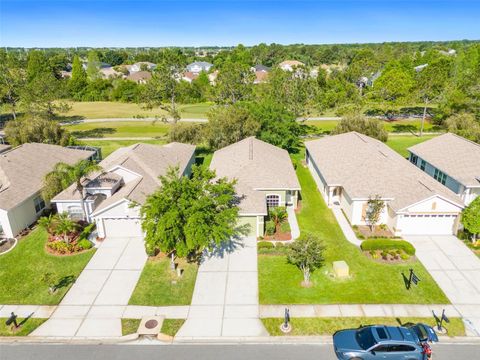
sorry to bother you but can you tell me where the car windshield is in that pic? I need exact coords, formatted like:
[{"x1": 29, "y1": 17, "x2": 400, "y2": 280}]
[{"x1": 355, "y1": 328, "x2": 376, "y2": 350}]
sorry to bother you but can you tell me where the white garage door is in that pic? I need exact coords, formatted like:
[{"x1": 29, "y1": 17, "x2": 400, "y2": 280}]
[
  {"x1": 399, "y1": 214, "x2": 457, "y2": 235},
  {"x1": 102, "y1": 218, "x2": 143, "y2": 238}
]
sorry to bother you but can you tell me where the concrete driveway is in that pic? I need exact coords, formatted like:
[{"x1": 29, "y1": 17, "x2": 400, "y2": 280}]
[
  {"x1": 405, "y1": 235, "x2": 480, "y2": 335},
  {"x1": 176, "y1": 236, "x2": 268, "y2": 339},
  {"x1": 31, "y1": 236, "x2": 147, "y2": 338}
]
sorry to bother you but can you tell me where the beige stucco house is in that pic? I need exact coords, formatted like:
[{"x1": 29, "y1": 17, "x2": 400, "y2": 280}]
[
  {"x1": 306, "y1": 132, "x2": 465, "y2": 236},
  {"x1": 209, "y1": 137, "x2": 301, "y2": 238},
  {"x1": 52, "y1": 142, "x2": 196, "y2": 239},
  {"x1": 408, "y1": 133, "x2": 480, "y2": 205},
  {"x1": 0, "y1": 143, "x2": 94, "y2": 238}
]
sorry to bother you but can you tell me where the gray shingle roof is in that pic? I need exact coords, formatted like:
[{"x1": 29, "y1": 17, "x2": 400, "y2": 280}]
[
  {"x1": 305, "y1": 132, "x2": 464, "y2": 212},
  {"x1": 0, "y1": 143, "x2": 94, "y2": 210},
  {"x1": 210, "y1": 137, "x2": 300, "y2": 215},
  {"x1": 408, "y1": 133, "x2": 480, "y2": 188},
  {"x1": 85, "y1": 142, "x2": 196, "y2": 214}
]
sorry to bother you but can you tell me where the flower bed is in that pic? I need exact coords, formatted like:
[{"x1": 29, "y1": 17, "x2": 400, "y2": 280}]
[
  {"x1": 0, "y1": 238, "x2": 17, "y2": 255},
  {"x1": 40, "y1": 213, "x2": 95, "y2": 256},
  {"x1": 361, "y1": 238, "x2": 416, "y2": 263},
  {"x1": 264, "y1": 207, "x2": 292, "y2": 241}
]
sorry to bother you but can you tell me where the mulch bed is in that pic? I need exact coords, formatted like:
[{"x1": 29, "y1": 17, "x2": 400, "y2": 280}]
[
  {"x1": 357, "y1": 225, "x2": 395, "y2": 238},
  {"x1": 364, "y1": 250, "x2": 416, "y2": 264},
  {"x1": 0, "y1": 238, "x2": 16, "y2": 254}
]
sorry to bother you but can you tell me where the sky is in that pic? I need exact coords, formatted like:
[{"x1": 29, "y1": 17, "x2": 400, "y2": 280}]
[{"x1": 0, "y1": 0, "x2": 479, "y2": 47}]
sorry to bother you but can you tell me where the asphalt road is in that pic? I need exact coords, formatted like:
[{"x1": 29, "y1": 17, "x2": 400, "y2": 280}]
[{"x1": 1, "y1": 343, "x2": 478, "y2": 360}]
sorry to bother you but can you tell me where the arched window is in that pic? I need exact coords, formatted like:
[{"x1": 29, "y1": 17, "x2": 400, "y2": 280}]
[{"x1": 266, "y1": 194, "x2": 280, "y2": 208}]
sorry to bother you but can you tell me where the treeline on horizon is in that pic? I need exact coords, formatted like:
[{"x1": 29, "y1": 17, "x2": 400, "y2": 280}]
[
  {"x1": 2, "y1": 39, "x2": 479, "y2": 66},
  {"x1": 1, "y1": 39, "x2": 480, "y2": 148}
]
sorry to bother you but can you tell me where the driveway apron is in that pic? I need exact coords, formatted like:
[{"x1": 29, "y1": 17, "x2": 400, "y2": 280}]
[
  {"x1": 176, "y1": 236, "x2": 268, "y2": 339},
  {"x1": 405, "y1": 235, "x2": 480, "y2": 336},
  {"x1": 31, "y1": 237, "x2": 147, "y2": 338}
]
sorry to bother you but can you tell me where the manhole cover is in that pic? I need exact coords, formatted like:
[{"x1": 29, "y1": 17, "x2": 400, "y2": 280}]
[{"x1": 145, "y1": 319, "x2": 159, "y2": 329}]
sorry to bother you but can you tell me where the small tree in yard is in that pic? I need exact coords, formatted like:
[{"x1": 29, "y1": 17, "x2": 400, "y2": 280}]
[
  {"x1": 268, "y1": 207, "x2": 288, "y2": 230},
  {"x1": 141, "y1": 165, "x2": 242, "y2": 258},
  {"x1": 366, "y1": 195, "x2": 385, "y2": 232},
  {"x1": 287, "y1": 233, "x2": 326, "y2": 287},
  {"x1": 54, "y1": 213, "x2": 78, "y2": 244},
  {"x1": 461, "y1": 197, "x2": 480, "y2": 242}
]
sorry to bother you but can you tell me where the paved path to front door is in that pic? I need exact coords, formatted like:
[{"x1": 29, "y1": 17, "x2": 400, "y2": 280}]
[
  {"x1": 176, "y1": 236, "x2": 268, "y2": 339},
  {"x1": 405, "y1": 235, "x2": 480, "y2": 336},
  {"x1": 31, "y1": 236, "x2": 147, "y2": 338}
]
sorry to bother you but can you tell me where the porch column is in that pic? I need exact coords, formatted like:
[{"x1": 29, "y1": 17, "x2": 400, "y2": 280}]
[{"x1": 328, "y1": 187, "x2": 334, "y2": 207}]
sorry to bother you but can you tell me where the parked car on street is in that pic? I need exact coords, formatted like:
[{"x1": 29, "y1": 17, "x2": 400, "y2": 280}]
[{"x1": 333, "y1": 323, "x2": 438, "y2": 360}]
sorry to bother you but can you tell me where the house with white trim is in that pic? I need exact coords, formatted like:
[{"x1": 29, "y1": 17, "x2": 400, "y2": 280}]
[
  {"x1": 408, "y1": 133, "x2": 480, "y2": 205},
  {"x1": 305, "y1": 132, "x2": 465, "y2": 236},
  {"x1": 186, "y1": 61, "x2": 213, "y2": 74},
  {"x1": 52, "y1": 143, "x2": 196, "y2": 239},
  {"x1": 0, "y1": 143, "x2": 94, "y2": 238},
  {"x1": 209, "y1": 137, "x2": 301, "y2": 238}
]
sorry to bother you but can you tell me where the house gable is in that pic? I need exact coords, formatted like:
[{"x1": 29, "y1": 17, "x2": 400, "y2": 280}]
[{"x1": 398, "y1": 195, "x2": 463, "y2": 214}]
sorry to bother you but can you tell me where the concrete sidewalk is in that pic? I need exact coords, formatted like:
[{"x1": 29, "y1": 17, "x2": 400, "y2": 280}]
[
  {"x1": 331, "y1": 206, "x2": 362, "y2": 247},
  {"x1": 30, "y1": 236, "x2": 147, "y2": 338},
  {"x1": 176, "y1": 237, "x2": 268, "y2": 339},
  {"x1": 286, "y1": 205, "x2": 300, "y2": 240},
  {"x1": 259, "y1": 304, "x2": 459, "y2": 318}
]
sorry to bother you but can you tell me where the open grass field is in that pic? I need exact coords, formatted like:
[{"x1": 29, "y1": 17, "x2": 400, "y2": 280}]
[
  {"x1": 62, "y1": 101, "x2": 212, "y2": 119},
  {"x1": 80, "y1": 139, "x2": 166, "y2": 158},
  {"x1": 386, "y1": 134, "x2": 438, "y2": 158},
  {"x1": 65, "y1": 121, "x2": 170, "y2": 139},
  {"x1": 0, "y1": 227, "x2": 95, "y2": 305},
  {"x1": 258, "y1": 157, "x2": 449, "y2": 305},
  {"x1": 129, "y1": 256, "x2": 198, "y2": 306},
  {"x1": 262, "y1": 317, "x2": 465, "y2": 337},
  {"x1": 0, "y1": 317, "x2": 47, "y2": 336}
]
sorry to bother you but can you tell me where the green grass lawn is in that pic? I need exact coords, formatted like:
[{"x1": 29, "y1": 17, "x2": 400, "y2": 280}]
[
  {"x1": 121, "y1": 318, "x2": 185, "y2": 337},
  {"x1": 161, "y1": 319, "x2": 185, "y2": 337},
  {"x1": 305, "y1": 119, "x2": 442, "y2": 135},
  {"x1": 0, "y1": 317, "x2": 47, "y2": 336},
  {"x1": 386, "y1": 134, "x2": 438, "y2": 158},
  {"x1": 258, "y1": 160, "x2": 449, "y2": 305},
  {"x1": 121, "y1": 319, "x2": 141, "y2": 336},
  {"x1": 0, "y1": 227, "x2": 95, "y2": 305},
  {"x1": 129, "y1": 257, "x2": 198, "y2": 306},
  {"x1": 262, "y1": 317, "x2": 465, "y2": 337},
  {"x1": 65, "y1": 121, "x2": 170, "y2": 139},
  {"x1": 62, "y1": 101, "x2": 212, "y2": 119}
]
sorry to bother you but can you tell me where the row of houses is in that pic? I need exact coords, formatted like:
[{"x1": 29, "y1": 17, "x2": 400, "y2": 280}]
[{"x1": 1, "y1": 132, "x2": 477, "y2": 240}]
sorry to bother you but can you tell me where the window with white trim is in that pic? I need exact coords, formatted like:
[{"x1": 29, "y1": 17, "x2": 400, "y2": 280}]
[
  {"x1": 410, "y1": 154, "x2": 418, "y2": 165},
  {"x1": 266, "y1": 194, "x2": 280, "y2": 208},
  {"x1": 433, "y1": 168, "x2": 447, "y2": 185},
  {"x1": 34, "y1": 196, "x2": 45, "y2": 214}
]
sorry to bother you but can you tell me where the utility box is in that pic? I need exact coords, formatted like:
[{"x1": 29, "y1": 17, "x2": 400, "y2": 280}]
[{"x1": 333, "y1": 260, "x2": 349, "y2": 278}]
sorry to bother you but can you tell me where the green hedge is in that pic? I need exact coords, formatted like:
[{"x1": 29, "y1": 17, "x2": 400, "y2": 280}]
[
  {"x1": 361, "y1": 238, "x2": 416, "y2": 255},
  {"x1": 258, "y1": 241, "x2": 275, "y2": 250}
]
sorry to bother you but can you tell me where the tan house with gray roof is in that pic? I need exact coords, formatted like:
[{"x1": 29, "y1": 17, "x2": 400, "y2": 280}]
[
  {"x1": 306, "y1": 132, "x2": 464, "y2": 236},
  {"x1": 0, "y1": 143, "x2": 94, "y2": 238},
  {"x1": 52, "y1": 142, "x2": 196, "y2": 239},
  {"x1": 209, "y1": 137, "x2": 301, "y2": 238},
  {"x1": 408, "y1": 133, "x2": 480, "y2": 205}
]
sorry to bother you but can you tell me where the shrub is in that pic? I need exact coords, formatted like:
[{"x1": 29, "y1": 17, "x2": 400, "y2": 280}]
[
  {"x1": 77, "y1": 239, "x2": 93, "y2": 250},
  {"x1": 79, "y1": 223, "x2": 95, "y2": 240},
  {"x1": 47, "y1": 241, "x2": 72, "y2": 254},
  {"x1": 275, "y1": 242, "x2": 285, "y2": 248},
  {"x1": 361, "y1": 238, "x2": 415, "y2": 255},
  {"x1": 280, "y1": 221, "x2": 291, "y2": 233},
  {"x1": 257, "y1": 241, "x2": 274, "y2": 250},
  {"x1": 400, "y1": 253, "x2": 410, "y2": 261},
  {"x1": 265, "y1": 220, "x2": 276, "y2": 236}
]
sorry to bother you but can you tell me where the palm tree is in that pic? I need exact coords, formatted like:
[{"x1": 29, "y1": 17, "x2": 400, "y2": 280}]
[
  {"x1": 43, "y1": 159, "x2": 102, "y2": 220},
  {"x1": 54, "y1": 213, "x2": 78, "y2": 244},
  {"x1": 269, "y1": 207, "x2": 288, "y2": 230}
]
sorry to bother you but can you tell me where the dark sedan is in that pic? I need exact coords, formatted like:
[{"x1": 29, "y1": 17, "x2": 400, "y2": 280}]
[{"x1": 333, "y1": 323, "x2": 438, "y2": 360}]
